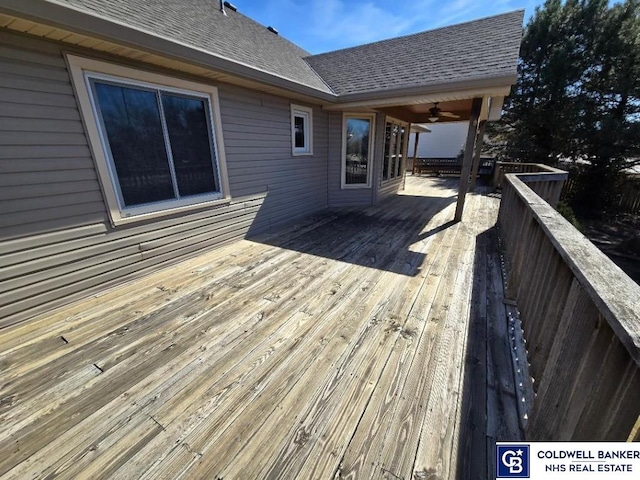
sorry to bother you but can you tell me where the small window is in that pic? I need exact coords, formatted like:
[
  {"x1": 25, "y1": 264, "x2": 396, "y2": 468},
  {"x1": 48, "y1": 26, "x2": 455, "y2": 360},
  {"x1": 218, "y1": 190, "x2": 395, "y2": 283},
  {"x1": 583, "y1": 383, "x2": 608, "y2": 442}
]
[
  {"x1": 342, "y1": 113, "x2": 375, "y2": 188},
  {"x1": 291, "y1": 104, "x2": 313, "y2": 155},
  {"x1": 67, "y1": 55, "x2": 229, "y2": 225}
]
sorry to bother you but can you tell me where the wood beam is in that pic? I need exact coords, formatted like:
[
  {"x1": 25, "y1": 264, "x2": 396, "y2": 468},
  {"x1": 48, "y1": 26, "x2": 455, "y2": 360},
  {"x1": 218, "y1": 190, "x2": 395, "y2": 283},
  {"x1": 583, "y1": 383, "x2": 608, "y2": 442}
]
[
  {"x1": 469, "y1": 120, "x2": 487, "y2": 191},
  {"x1": 454, "y1": 98, "x2": 483, "y2": 222},
  {"x1": 377, "y1": 106, "x2": 418, "y2": 123}
]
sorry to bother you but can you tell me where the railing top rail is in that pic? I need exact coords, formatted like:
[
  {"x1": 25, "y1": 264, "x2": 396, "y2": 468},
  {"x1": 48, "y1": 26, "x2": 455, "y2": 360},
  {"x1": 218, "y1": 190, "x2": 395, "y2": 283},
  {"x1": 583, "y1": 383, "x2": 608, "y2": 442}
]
[
  {"x1": 497, "y1": 162, "x2": 567, "y2": 175},
  {"x1": 504, "y1": 174, "x2": 640, "y2": 366}
]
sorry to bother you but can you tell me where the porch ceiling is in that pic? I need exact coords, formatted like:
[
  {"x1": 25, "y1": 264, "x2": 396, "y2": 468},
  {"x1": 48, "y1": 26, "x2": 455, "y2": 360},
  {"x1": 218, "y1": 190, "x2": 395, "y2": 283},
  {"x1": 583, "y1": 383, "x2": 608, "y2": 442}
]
[
  {"x1": 330, "y1": 91, "x2": 507, "y2": 125},
  {"x1": 0, "y1": 177, "x2": 521, "y2": 479},
  {"x1": 379, "y1": 99, "x2": 474, "y2": 124}
]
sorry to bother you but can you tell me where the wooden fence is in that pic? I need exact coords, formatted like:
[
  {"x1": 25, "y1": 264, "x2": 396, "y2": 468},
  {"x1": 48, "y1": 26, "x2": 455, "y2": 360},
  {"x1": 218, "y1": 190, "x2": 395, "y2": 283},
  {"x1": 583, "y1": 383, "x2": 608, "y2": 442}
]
[
  {"x1": 498, "y1": 170, "x2": 640, "y2": 441},
  {"x1": 618, "y1": 176, "x2": 640, "y2": 213},
  {"x1": 562, "y1": 174, "x2": 640, "y2": 214}
]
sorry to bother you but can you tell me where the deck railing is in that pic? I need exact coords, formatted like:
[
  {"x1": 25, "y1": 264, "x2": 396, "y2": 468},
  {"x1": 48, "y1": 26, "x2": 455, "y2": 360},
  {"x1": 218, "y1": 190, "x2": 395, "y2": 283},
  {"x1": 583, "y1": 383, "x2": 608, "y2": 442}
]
[
  {"x1": 498, "y1": 168, "x2": 640, "y2": 441},
  {"x1": 493, "y1": 162, "x2": 568, "y2": 207}
]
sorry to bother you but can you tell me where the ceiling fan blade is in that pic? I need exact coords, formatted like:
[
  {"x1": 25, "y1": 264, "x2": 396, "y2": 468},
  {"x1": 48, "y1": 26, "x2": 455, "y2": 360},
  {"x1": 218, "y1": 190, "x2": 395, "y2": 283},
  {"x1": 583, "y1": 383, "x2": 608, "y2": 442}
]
[{"x1": 440, "y1": 111, "x2": 460, "y2": 118}]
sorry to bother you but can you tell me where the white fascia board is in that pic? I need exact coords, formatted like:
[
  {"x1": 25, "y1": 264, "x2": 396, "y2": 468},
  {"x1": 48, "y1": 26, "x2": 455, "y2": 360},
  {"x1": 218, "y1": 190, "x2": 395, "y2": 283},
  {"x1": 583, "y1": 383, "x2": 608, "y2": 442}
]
[{"x1": 322, "y1": 84, "x2": 513, "y2": 111}]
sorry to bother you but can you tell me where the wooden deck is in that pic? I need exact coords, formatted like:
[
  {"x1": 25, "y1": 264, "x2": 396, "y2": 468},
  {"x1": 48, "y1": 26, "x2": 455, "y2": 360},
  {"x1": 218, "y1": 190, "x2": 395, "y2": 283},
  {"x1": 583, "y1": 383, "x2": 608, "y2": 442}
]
[{"x1": 0, "y1": 176, "x2": 521, "y2": 480}]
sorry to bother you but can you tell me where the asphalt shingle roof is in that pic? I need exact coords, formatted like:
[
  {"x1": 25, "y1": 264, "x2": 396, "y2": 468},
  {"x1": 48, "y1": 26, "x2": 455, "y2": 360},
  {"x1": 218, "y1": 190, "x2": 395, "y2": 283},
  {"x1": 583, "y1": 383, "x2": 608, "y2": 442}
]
[
  {"x1": 305, "y1": 11, "x2": 524, "y2": 96},
  {"x1": 44, "y1": 1, "x2": 523, "y2": 99},
  {"x1": 50, "y1": 0, "x2": 333, "y2": 93}
]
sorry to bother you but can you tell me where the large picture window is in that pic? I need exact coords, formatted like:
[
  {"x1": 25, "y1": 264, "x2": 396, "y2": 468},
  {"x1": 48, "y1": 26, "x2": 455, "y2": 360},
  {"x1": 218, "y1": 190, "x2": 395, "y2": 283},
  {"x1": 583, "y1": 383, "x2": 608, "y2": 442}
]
[
  {"x1": 342, "y1": 114, "x2": 375, "y2": 188},
  {"x1": 382, "y1": 119, "x2": 408, "y2": 182},
  {"x1": 90, "y1": 80, "x2": 221, "y2": 208},
  {"x1": 67, "y1": 55, "x2": 229, "y2": 225}
]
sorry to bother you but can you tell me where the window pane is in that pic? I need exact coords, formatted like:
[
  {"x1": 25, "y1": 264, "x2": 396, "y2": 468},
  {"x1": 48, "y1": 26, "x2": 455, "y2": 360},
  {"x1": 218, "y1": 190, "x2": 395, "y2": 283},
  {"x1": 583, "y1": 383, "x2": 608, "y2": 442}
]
[
  {"x1": 397, "y1": 127, "x2": 406, "y2": 177},
  {"x1": 390, "y1": 125, "x2": 398, "y2": 178},
  {"x1": 345, "y1": 118, "x2": 371, "y2": 185},
  {"x1": 383, "y1": 123, "x2": 391, "y2": 180},
  {"x1": 294, "y1": 115, "x2": 306, "y2": 149},
  {"x1": 161, "y1": 93, "x2": 218, "y2": 197},
  {"x1": 92, "y1": 81, "x2": 174, "y2": 206}
]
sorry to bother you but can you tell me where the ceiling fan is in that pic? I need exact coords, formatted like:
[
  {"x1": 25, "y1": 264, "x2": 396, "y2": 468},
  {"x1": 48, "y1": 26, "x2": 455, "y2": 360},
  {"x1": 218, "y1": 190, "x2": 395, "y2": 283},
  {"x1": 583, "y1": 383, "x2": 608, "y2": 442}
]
[{"x1": 428, "y1": 102, "x2": 460, "y2": 122}]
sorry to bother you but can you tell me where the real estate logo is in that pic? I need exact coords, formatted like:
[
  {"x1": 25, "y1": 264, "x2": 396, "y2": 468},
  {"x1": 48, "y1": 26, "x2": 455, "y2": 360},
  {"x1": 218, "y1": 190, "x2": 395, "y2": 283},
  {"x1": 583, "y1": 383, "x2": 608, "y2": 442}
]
[{"x1": 497, "y1": 444, "x2": 530, "y2": 478}]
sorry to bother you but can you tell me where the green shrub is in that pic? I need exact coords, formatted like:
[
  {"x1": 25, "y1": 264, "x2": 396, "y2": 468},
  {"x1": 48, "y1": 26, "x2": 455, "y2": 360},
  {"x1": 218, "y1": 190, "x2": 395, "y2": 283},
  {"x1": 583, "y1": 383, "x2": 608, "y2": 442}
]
[{"x1": 557, "y1": 201, "x2": 582, "y2": 231}]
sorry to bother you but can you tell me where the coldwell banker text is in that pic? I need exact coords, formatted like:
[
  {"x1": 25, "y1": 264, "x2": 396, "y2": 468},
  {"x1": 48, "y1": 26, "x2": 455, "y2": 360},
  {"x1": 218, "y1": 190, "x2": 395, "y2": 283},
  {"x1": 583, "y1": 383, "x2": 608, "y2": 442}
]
[
  {"x1": 538, "y1": 450, "x2": 640, "y2": 460},
  {"x1": 539, "y1": 450, "x2": 637, "y2": 473},
  {"x1": 497, "y1": 442, "x2": 640, "y2": 479}
]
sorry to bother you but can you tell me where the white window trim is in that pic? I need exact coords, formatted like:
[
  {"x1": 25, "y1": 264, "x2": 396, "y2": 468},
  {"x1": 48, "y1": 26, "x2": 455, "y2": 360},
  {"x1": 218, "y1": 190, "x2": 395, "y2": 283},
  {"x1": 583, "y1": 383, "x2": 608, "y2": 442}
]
[
  {"x1": 66, "y1": 54, "x2": 230, "y2": 226},
  {"x1": 341, "y1": 113, "x2": 376, "y2": 189},
  {"x1": 291, "y1": 104, "x2": 313, "y2": 156},
  {"x1": 382, "y1": 117, "x2": 409, "y2": 184}
]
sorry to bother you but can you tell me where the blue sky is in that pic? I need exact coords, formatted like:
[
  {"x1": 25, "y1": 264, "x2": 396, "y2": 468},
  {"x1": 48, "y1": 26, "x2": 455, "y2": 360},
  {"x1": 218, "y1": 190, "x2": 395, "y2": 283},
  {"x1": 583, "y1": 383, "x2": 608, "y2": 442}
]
[{"x1": 234, "y1": 0, "x2": 544, "y2": 54}]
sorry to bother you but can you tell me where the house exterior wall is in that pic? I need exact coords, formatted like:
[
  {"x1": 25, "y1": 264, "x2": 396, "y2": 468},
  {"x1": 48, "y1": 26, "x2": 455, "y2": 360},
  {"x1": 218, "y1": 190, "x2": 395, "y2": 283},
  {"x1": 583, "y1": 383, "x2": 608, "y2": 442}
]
[
  {"x1": 220, "y1": 86, "x2": 329, "y2": 233},
  {"x1": 377, "y1": 174, "x2": 404, "y2": 202},
  {"x1": 0, "y1": 30, "x2": 329, "y2": 326},
  {"x1": 327, "y1": 112, "x2": 372, "y2": 207},
  {"x1": 326, "y1": 111, "x2": 404, "y2": 207}
]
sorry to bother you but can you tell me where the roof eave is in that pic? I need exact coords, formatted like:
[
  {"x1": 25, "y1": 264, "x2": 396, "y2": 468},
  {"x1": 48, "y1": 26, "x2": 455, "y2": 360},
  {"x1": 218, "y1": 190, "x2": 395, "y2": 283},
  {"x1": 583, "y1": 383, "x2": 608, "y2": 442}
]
[
  {"x1": 0, "y1": 0, "x2": 339, "y2": 102},
  {"x1": 328, "y1": 74, "x2": 517, "y2": 108}
]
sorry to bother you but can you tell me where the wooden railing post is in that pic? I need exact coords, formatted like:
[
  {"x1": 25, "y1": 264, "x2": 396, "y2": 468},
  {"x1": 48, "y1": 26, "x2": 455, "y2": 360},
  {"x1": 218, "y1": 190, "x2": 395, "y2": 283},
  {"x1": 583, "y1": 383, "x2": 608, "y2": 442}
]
[
  {"x1": 469, "y1": 120, "x2": 486, "y2": 191},
  {"x1": 493, "y1": 163, "x2": 567, "y2": 207},
  {"x1": 454, "y1": 97, "x2": 482, "y2": 222},
  {"x1": 492, "y1": 161, "x2": 503, "y2": 190},
  {"x1": 498, "y1": 173, "x2": 640, "y2": 441}
]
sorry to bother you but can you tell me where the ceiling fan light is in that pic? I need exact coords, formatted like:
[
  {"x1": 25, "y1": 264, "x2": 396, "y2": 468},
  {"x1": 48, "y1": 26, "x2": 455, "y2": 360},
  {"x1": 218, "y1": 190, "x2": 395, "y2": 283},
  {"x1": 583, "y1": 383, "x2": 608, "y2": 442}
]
[{"x1": 428, "y1": 102, "x2": 440, "y2": 122}]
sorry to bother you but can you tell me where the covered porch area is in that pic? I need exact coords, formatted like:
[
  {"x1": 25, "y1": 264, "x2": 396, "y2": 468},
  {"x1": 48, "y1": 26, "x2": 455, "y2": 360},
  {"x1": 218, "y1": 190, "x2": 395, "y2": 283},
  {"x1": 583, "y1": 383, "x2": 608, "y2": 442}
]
[
  {"x1": 0, "y1": 176, "x2": 521, "y2": 479},
  {"x1": 327, "y1": 90, "x2": 506, "y2": 221}
]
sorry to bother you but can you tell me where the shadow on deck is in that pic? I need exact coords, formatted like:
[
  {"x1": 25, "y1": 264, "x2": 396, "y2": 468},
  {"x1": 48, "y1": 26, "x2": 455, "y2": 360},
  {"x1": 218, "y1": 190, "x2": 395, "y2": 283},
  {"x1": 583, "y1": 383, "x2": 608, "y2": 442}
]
[
  {"x1": 250, "y1": 177, "x2": 460, "y2": 276},
  {"x1": 456, "y1": 226, "x2": 523, "y2": 479},
  {"x1": 0, "y1": 176, "x2": 522, "y2": 479},
  {"x1": 251, "y1": 194, "x2": 456, "y2": 276}
]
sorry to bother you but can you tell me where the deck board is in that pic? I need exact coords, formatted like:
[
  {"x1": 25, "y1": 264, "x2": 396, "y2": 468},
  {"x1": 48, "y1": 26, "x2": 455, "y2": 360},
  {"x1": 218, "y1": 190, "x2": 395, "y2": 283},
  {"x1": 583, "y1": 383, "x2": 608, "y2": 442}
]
[{"x1": 0, "y1": 176, "x2": 521, "y2": 479}]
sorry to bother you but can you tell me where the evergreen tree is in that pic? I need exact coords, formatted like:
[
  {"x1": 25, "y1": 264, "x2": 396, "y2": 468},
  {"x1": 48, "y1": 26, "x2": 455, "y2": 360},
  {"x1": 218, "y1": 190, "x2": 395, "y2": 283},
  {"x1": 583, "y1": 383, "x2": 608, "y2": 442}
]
[{"x1": 489, "y1": 0, "x2": 640, "y2": 216}]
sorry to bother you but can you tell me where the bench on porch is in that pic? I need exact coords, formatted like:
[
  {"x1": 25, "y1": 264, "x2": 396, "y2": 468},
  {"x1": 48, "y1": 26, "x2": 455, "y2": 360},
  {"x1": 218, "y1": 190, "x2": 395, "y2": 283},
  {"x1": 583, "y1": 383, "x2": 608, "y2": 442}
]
[
  {"x1": 412, "y1": 157, "x2": 463, "y2": 176},
  {"x1": 412, "y1": 157, "x2": 496, "y2": 178}
]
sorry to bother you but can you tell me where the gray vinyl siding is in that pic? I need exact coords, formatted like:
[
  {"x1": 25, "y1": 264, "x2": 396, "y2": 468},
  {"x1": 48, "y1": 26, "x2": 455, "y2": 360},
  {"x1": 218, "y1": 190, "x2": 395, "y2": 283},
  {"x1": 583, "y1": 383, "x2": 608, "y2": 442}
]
[
  {"x1": 219, "y1": 86, "x2": 328, "y2": 234},
  {"x1": 377, "y1": 177, "x2": 403, "y2": 202},
  {"x1": 0, "y1": 32, "x2": 106, "y2": 239},
  {"x1": 0, "y1": 30, "x2": 329, "y2": 326}
]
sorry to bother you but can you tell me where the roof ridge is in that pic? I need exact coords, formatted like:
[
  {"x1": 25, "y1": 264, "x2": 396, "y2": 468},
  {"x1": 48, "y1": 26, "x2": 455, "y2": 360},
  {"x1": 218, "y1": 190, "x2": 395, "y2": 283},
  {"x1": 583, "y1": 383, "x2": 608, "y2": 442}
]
[{"x1": 305, "y1": 9, "x2": 525, "y2": 59}]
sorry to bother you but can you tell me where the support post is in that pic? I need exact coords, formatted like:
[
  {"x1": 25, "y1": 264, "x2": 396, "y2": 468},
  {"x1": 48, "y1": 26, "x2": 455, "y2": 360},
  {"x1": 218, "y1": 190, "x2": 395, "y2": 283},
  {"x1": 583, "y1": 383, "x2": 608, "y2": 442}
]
[
  {"x1": 454, "y1": 97, "x2": 483, "y2": 222},
  {"x1": 409, "y1": 131, "x2": 420, "y2": 175},
  {"x1": 401, "y1": 124, "x2": 410, "y2": 190},
  {"x1": 469, "y1": 119, "x2": 486, "y2": 191}
]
